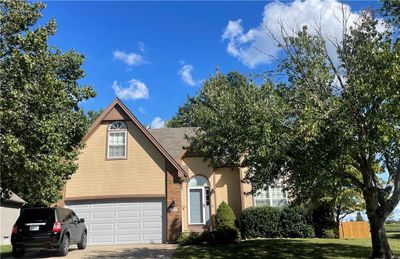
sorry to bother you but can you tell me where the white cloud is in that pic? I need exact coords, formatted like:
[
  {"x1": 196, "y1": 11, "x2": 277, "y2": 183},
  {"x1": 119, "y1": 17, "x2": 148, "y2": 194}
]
[
  {"x1": 112, "y1": 79, "x2": 149, "y2": 100},
  {"x1": 178, "y1": 63, "x2": 196, "y2": 86},
  {"x1": 222, "y1": 0, "x2": 361, "y2": 68},
  {"x1": 150, "y1": 117, "x2": 165, "y2": 129},
  {"x1": 113, "y1": 50, "x2": 147, "y2": 66}
]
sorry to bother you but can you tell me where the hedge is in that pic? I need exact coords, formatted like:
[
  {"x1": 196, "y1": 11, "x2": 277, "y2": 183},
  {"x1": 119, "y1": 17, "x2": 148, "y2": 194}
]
[{"x1": 240, "y1": 206, "x2": 315, "y2": 239}]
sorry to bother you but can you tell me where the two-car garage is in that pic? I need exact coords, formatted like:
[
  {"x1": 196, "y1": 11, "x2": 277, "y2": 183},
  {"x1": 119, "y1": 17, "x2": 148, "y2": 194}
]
[{"x1": 65, "y1": 199, "x2": 165, "y2": 245}]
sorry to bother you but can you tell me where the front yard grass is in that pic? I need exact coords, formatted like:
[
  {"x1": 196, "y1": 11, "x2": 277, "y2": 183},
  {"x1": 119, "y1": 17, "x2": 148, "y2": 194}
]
[
  {"x1": 173, "y1": 237, "x2": 400, "y2": 259},
  {"x1": 0, "y1": 245, "x2": 12, "y2": 258}
]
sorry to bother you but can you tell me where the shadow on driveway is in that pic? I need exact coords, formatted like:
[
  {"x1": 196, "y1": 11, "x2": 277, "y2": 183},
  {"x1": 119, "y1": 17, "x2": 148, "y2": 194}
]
[{"x1": 4, "y1": 244, "x2": 177, "y2": 259}]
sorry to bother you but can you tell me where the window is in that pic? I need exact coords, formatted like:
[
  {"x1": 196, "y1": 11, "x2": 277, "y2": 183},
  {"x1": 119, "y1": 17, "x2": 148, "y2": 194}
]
[
  {"x1": 107, "y1": 121, "x2": 127, "y2": 159},
  {"x1": 188, "y1": 175, "x2": 211, "y2": 225},
  {"x1": 254, "y1": 185, "x2": 287, "y2": 207}
]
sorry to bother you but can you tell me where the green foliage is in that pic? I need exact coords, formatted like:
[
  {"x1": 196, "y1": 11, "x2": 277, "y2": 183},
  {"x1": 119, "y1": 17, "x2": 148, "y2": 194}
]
[
  {"x1": 240, "y1": 206, "x2": 282, "y2": 239},
  {"x1": 240, "y1": 206, "x2": 314, "y2": 239},
  {"x1": 177, "y1": 232, "x2": 202, "y2": 246},
  {"x1": 356, "y1": 212, "x2": 365, "y2": 222},
  {"x1": 214, "y1": 228, "x2": 240, "y2": 245},
  {"x1": 280, "y1": 206, "x2": 315, "y2": 238},
  {"x1": 86, "y1": 109, "x2": 103, "y2": 125},
  {"x1": 0, "y1": 1, "x2": 96, "y2": 205},
  {"x1": 177, "y1": 229, "x2": 239, "y2": 246},
  {"x1": 168, "y1": 71, "x2": 288, "y2": 189},
  {"x1": 216, "y1": 201, "x2": 236, "y2": 230},
  {"x1": 215, "y1": 202, "x2": 240, "y2": 244},
  {"x1": 322, "y1": 229, "x2": 337, "y2": 239},
  {"x1": 312, "y1": 202, "x2": 337, "y2": 238}
]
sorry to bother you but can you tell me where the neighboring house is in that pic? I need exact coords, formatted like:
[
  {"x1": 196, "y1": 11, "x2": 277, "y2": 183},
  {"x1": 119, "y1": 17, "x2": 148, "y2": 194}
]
[
  {"x1": 0, "y1": 191, "x2": 26, "y2": 245},
  {"x1": 60, "y1": 98, "x2": 287, "y2": 245}
]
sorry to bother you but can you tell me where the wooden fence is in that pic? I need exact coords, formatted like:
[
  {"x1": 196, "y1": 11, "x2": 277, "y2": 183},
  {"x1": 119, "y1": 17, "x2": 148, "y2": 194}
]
[{"x1": 339, "y1": 222, "x2": 370, "y2": 238}]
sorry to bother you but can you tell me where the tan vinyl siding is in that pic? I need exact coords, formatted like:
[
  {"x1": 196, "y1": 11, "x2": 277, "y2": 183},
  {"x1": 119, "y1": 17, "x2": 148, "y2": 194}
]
[
  {"x1": 66, "y1": 122, "x2": 165, "y2": 199},
  {"x1": 214, "y1": 167, "x2": 242, "y2": 219}
]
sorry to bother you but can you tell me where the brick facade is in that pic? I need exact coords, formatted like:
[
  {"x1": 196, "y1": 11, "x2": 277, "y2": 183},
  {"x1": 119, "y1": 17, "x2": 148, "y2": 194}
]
[{"x1": 165, "y1": 161, "x2": 182, "y2": 242}]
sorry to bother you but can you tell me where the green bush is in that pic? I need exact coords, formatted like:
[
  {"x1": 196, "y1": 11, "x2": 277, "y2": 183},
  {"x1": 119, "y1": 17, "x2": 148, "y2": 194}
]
[
  {"x1": 215, "y1": 228, "x2": 240, "y2": 244},
  {"x1": 280, "y1": 206, "x2": 315, "y2": 238},
  {"x1": 216, "y1": 201, "x2": 236, "y2": 230},
  {"x1": 240, "y1": 206, "x2": 315, "y2": 239},
  {"x1": 240, "y1": 206, "x2": 282, "y2": 239},
  {"x1": 322, "y1": 228, "x2": 337, "y2": 239},
  {"x1": 312, "y1": 202, "x2": 336, "y2": 238},
  {"x1": 177, "y1": 232, "x2": 202, "y2": 246},
  {"x1": 215, "y1": 202, "x2": 240, "y2": 244},
  {"x1": 177, "y1": 229, "x2": 239, "y2": 246}
]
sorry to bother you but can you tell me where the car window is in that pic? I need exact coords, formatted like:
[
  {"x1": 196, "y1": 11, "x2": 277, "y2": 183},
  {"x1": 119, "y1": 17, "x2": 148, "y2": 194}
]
[
  {"x1": 18, "y1": 208, "x2": 55, "y2": 223},
  {"x1": 71, "y1": 211, "x2": 79, "y2": 222}
]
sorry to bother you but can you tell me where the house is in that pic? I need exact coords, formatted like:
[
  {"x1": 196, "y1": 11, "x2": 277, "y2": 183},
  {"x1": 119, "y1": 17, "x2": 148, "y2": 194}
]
[
  {"x1": 60, "y1": 98, "x2": 287, "y2": 245},
  {"x1": 0, "y1": 191, "x2": 26, "y2": 245}
]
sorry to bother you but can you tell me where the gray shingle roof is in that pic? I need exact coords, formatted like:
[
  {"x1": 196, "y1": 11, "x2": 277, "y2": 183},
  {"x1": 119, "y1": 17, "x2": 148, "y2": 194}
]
[{"x1": 148, "y1": 127, "x2": 197, "y2": 160}]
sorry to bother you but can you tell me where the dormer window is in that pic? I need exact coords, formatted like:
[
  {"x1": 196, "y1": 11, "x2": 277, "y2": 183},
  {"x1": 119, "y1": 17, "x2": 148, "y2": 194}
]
[{"x1": 107, "y1": 121, "x2": 127, "y2": 159}]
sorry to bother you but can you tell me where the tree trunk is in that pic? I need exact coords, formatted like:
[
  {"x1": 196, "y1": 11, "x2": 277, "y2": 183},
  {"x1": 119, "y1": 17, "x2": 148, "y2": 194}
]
[{"x1": 367, "y1": 209, "x2": 393, "y2": 258}]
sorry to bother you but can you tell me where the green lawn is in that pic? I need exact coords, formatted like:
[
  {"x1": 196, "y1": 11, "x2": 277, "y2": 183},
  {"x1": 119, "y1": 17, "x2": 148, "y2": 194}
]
[
  {"x1": 0, "y1": 245, "x2": 12, "y2": 258},
  {"x1": 174, "y1": 224, "x2": 400, "y2": 259}
]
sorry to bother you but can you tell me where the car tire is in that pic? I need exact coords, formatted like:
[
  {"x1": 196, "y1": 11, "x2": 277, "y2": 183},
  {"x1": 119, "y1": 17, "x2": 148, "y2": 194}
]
[
  {"x1": 12, "y1": 247, "x2": 25, "y2": 258},
  {"x1": 58, "y1": 234, "x2": 70, "y2": 256},
  {"x1": 77, "y1": 231, "x2": 87, "y2": 250}
]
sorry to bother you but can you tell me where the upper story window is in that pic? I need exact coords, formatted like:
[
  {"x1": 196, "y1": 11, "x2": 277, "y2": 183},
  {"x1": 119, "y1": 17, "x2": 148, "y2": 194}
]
[
  {"x1": 107, "y1": 121, "x2": 127, "y2": 159},
  {"x1": 254, "y1": 184, "x2": 287, "y2": 207}
]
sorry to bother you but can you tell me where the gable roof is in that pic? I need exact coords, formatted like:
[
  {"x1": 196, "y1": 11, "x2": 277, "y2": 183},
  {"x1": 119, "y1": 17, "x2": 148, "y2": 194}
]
[
  {"x1": 148, "y1": 127, "x2": 197, "y2": 160},
  {"x1": 84, "y1": 98, "x2": 186, "y2": 176}
]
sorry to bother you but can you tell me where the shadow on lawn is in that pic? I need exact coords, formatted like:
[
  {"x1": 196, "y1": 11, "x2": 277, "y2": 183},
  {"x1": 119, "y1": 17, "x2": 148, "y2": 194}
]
[{"x1": 174, "y1": 239, "x2": 374, "y2": 259}]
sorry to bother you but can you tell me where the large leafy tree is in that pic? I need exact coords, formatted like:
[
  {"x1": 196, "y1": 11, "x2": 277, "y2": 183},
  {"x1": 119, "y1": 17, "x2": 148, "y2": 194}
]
[
  {"x1": 0, "y1": 1, "x2": 95, "y2": 205},
  {"x1": 170, "y1": 8, "x2": 399, "y2": 259},
  {"x1": 276, "y1": 10, "x2": 400, "y2": 257},
  {"x1": 170, "y1": 71, "x2": 288, "y2": 185}
]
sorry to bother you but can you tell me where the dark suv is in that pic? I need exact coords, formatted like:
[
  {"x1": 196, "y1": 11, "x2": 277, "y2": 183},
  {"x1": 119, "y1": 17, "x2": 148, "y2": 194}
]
[{"x1": 11, "y1": 207, "x2": 87, "y2": 257}]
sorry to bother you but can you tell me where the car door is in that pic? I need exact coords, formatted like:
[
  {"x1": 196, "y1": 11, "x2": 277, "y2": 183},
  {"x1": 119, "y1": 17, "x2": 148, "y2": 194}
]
[{"x1": 70, "y1": 211, "x2": 83, "y2": 242}]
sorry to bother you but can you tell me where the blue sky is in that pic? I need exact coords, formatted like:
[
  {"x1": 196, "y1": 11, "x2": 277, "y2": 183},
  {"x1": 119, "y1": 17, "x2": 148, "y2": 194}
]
[{"x1": 41, "y1": 0, "x2": 381, "y2": 128}]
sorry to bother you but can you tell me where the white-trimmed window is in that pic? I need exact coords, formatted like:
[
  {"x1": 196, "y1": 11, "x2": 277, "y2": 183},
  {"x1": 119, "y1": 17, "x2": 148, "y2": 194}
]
[
  {"x1": 107, "y1": 121, "x2": 127, "y2": 159},
  {"x1": 254, "y1": 185, "x2": 287, "y2": 207}
]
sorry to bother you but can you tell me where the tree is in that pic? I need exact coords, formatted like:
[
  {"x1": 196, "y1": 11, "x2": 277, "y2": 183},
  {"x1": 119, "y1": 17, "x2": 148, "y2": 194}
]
[
  {"x1": 86, "y1": 109, "x2": 103, "y2": 125},
  {"x1": 356, "y1": 212, "x2": 365, "y2": 222},
  {"x1": 0, "y1": 1, "x2": 96, "y2": 206},
  {"x1": 170, "y1": 8, "x2": 399, "y2": 259},
  {"x1": 260, "y1": 8, "x2": 399, "y2": 257}
]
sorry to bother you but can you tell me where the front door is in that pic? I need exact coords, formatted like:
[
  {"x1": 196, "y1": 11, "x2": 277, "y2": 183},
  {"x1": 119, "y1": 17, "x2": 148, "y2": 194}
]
[{"x1": 188, "y1": 186, "x2": 211, "y2": 225}]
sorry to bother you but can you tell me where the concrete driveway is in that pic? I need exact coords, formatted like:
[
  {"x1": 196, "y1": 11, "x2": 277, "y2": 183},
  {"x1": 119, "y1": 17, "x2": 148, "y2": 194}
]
[{"x1": 6, "y1": 244, "x2": 177, "y2": 259}]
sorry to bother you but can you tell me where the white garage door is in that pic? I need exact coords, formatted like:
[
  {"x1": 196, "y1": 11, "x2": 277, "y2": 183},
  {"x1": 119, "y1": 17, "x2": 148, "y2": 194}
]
[{"x1": 65, "y1": 199, "x2": 165, "y2": 245}]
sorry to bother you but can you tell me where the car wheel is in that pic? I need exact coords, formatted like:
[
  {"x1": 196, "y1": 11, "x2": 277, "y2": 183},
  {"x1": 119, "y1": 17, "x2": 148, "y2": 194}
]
[
  {"x1": 58, "y1": 234, "x2": 70, "y2": 256},
  {"x1": 12, "y1": 247, "x2": 25, "y2": 258},
  {"x1": 77, "y1": 231, "x2": 87, "y2": 250}
]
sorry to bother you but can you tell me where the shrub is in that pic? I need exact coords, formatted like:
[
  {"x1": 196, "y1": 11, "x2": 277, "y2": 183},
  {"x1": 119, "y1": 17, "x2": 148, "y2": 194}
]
[
  {"x1": 322, "y1": 228, "x2": 337, "y2": 239},
  {"x1": 214, "y1": 227, "x2": 240, "y2": 244},
  {"x1": 216, "y1": 201, "x2": 236, "y2": 230},
  {"x1": 280, "y1": 206, "x2": 315, "y2": 238},
  {"x1": 240, "y1": 206, "x2": 282, "y2": 239},
  {"x1": 240, "y1": 206, "x2": 315, "y2": 239},
  {"x1": 215, "y1": 202, "x2": 240, "y2": 244},
  {"x1": 312, "y1": 202, "x2": 336, "y2": 238},
  {"x1": 177, "y1": 232, "x2": 202, "y2": 246}
]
